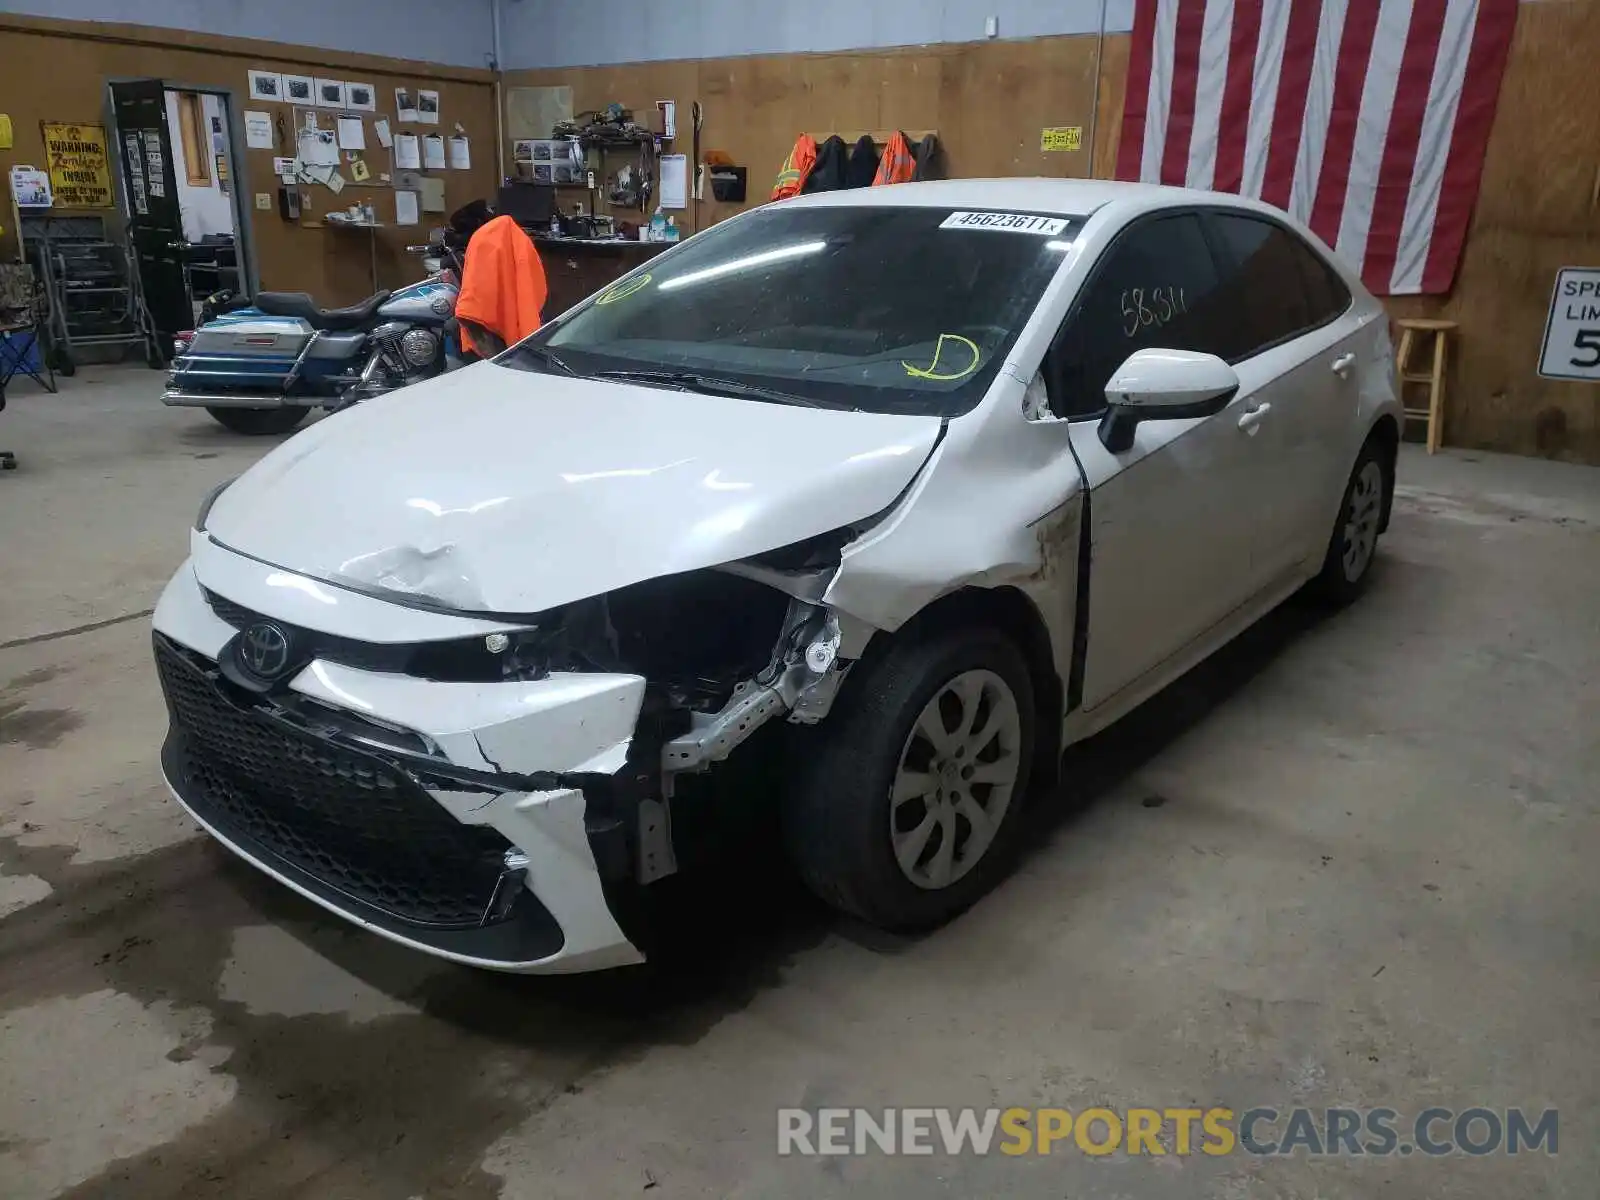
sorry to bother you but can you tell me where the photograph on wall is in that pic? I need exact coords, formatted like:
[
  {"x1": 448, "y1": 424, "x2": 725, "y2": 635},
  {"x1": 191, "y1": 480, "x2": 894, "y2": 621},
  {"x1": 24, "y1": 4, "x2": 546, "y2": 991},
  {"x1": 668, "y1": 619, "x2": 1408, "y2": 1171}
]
[
  {"x1": 395, "y1": 88, "x2": 419, "y2": 123},
  {"x1": 282, "y1": 74, "x2": 314, "y2": 104},
  {"x1": 247, "y1": 70, "x2": 283, "y2": 102},
  {"x1": 347, "y1": 82, "x2": 376, "y2": 112},
  {"x1": 417, "y1": 90, "x2": 440, "y2": 124},
  {"x1": 315, "y1": 79, "x2": 347, "y2": 109}
]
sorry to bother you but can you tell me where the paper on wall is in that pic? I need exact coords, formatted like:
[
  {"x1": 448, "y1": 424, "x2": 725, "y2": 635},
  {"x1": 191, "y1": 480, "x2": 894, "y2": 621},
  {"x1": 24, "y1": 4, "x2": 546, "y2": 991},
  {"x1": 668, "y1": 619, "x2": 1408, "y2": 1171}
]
[
  {"x1": 315, "y1": 79, "x2": 347, "y2": 109},
  {"x1": 422, "y1": 134, "x2": 445, "y2": 170},
  {"x1": 659, "y1": 153, "x2": 688, "y2": 210},
  {"x1": 395, "y1": 190, "x2": 419, "y2": 226},
  {"x1": 419, "y1": 176, "x2": 446, "y2": 212},
  {"x1": 447, "y1": 136, "x2": 470, "y2": 169},
  {"x1": 297, "y1": 127, "x2": 339, "y2": 168},
  {"x1": 373, "y1": 118, "x2": 392, "y2": 148},
  {"x1": 272, "y1": 155, "x2": 296, "y2": 174},
  {"x1": 418, "y1": 90, "x2": 440, "y2": 124},
  {"x1": 346, "y1": 82, "x2": 377, "y2": 112},
  {"x1": 242, "y1": 110, "x2": 275, "y2": 150},
  {"x1": 337, "y1": 117, "x2": 365, "y2": 151},
  {"x1": 395, "y1": 89, "x2": 418, "y2": 123},
  {"x1": 325, "y1": 169, "x2": 345, "y2": 194},
  {"x1": 349, "y1": 157, "x2": 370, "y2": 182},
  {"x1": 393, "y1": 133, "x2": 421, "y2": 170},
  {"x1": 282, "y1": 74, "x2": 314, "y2": 105}
]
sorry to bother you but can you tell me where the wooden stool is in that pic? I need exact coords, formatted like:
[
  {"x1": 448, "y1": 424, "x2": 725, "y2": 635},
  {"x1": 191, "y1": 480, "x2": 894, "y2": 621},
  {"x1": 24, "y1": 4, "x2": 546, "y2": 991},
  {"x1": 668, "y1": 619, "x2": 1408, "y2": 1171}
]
[{"x1": 1395, "y1": 318, "x2": 1455, "y2": 454}]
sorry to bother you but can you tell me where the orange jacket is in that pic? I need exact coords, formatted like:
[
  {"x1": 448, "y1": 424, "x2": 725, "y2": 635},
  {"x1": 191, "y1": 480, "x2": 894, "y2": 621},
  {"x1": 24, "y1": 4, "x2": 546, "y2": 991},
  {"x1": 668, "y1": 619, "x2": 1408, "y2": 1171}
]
[
  {"x1": 872, "y1": 131, "x2": 915, "y2": 186},
  {"x1": 455, "y1": 215, "x2": 547, "y2": 355},
  {"x1": 771, "y1": 135, "x2": 818, "y2": 201}
]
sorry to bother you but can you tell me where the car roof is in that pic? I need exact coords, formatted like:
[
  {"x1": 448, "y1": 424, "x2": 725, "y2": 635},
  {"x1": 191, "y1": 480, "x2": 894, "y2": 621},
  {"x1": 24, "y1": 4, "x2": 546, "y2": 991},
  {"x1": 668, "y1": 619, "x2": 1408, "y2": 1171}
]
[{"x1": 777, "y1": 176, "x2": 1293, "y2": 224}]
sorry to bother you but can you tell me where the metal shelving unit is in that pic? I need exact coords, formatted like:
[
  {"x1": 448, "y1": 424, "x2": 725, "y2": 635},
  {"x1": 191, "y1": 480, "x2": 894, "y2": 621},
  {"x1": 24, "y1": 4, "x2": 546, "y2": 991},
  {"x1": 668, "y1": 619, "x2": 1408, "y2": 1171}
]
[{"x1": 20, "y1": 213, "x2": 162, "y2": 373}]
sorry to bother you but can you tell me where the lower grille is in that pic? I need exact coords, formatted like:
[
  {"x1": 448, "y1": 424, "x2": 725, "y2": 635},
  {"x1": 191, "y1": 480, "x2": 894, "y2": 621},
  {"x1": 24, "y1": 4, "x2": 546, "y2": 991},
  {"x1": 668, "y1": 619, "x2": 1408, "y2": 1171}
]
[{"x1": 155, "y1": 635, "x2": 514, "y2": 929}]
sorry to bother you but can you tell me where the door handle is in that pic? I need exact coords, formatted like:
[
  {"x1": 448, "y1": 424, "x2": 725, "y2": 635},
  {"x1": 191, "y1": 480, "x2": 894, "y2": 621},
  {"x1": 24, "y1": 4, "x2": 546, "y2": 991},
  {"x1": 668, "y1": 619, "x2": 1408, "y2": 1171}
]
[
  {"x1": 1331, "y1": 352, "x2": 1356, "y2": 378},
  {"x1": 1238, "y1": 402, "x2": 1272, "y2": 433}
]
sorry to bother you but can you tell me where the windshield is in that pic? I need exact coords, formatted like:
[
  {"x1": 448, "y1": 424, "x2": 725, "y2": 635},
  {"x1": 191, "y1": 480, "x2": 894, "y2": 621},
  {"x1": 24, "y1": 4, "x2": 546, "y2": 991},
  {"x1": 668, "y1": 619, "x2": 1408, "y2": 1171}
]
[{"x1": 502, "y1": 205, "x2": 1082, "y2": 417}]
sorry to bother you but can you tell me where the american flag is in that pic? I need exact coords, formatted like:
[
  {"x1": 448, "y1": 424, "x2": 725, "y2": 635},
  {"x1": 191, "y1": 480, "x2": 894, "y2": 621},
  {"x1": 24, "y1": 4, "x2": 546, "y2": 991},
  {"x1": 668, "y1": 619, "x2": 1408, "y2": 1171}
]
[{"x1": 1114, "y1": 0, "x2": 1518, "y2": 296}]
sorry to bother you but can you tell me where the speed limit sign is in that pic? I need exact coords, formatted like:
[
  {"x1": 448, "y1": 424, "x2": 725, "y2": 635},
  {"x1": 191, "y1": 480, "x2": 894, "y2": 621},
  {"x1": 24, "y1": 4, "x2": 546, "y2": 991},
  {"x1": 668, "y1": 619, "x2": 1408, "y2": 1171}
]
[{"x1": 1538, "y1": 267, "x2": 1600, "y2": 381}]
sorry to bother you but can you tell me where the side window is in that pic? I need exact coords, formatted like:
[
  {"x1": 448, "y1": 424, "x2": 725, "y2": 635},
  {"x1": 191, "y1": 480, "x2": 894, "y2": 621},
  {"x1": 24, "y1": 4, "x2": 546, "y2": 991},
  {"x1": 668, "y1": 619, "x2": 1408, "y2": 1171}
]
[
  {"x1": 1205, "y1": 214, "x2": 1343, "y2": 360},
  {"x1": 1049, "y1": 214, "x2": 1226, "y2": 419},
  {"x1": 1295, "y1": 240, "x2": 1353, "y2": 325}
]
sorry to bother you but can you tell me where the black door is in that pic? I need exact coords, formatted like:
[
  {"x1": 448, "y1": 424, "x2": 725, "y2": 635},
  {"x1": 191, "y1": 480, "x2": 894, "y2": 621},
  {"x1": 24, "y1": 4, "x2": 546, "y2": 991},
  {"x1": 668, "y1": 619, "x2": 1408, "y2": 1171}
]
[{"x1": 110, "y1": 79, "x2": 190, "y2": 341}]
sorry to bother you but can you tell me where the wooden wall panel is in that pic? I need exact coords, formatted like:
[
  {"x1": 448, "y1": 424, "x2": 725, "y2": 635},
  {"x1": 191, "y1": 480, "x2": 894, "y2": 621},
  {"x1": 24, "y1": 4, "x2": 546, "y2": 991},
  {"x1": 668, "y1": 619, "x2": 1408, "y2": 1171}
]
[
  {"x1": 1386, "y1": 0, "x2": 1600, "y2": 463},
  {"x1": 507, "y1": 32, "x2": 1117, "y2": 235},
  {"x1": 0, "y1": 15, "x2": 498, "y2": 307}
]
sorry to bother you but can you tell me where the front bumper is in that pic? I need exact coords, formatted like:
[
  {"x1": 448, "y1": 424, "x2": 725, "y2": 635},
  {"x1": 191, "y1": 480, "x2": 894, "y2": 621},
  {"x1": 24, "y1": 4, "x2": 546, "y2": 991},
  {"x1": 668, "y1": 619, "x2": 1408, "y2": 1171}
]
[{"x1": 152, "y1": 537, "x2": 647, "y2": 973}]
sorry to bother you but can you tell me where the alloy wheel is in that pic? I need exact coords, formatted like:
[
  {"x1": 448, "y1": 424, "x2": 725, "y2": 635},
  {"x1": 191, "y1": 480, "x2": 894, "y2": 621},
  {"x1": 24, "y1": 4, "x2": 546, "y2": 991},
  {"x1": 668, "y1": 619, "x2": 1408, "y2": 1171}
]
[
  {"x1": 889, "y1": 669, "x2": 1023, "y2": 890},
  {"x1": 1341, "y1": 461, "x2": 1384, "y2": 582}
]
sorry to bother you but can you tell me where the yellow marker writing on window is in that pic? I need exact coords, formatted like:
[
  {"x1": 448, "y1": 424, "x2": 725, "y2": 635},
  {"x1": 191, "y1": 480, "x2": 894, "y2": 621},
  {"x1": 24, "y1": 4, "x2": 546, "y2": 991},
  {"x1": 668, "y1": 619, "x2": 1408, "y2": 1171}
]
[
  {"x1": 595, "y1": 273, "x2": 652, "y2": 305},
  {"x1": 902, "y1": 333, "x2": 982, "y2": 381}
]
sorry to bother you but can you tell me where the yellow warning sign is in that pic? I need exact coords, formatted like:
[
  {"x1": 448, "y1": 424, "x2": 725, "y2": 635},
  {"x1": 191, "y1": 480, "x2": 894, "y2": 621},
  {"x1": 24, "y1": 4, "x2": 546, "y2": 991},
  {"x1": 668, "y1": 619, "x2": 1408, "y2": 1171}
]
[
  {"x1": 41, "y1": 122, "x2": 113, "y2": 208},
  {"x1": 1040, "y1": 126, "x2": 1083, "y2": 153}
]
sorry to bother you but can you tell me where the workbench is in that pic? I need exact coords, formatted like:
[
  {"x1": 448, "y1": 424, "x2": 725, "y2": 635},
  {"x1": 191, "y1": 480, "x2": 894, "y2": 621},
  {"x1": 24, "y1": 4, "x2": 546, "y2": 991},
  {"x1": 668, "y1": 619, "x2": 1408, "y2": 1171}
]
[{"x1": 534, "y1": 236, "x2": 670, "y2": 318}]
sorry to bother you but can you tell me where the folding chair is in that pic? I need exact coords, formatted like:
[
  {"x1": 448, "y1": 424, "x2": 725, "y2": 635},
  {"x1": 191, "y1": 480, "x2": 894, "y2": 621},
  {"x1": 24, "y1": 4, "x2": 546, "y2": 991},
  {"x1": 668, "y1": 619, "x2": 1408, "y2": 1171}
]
[{"x1": 0, "y1": 263, "x2": 57, "y2": 396}]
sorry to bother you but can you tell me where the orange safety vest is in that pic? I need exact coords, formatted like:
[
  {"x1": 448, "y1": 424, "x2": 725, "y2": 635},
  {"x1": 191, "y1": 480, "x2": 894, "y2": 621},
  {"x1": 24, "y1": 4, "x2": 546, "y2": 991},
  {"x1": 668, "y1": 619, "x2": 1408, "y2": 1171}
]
[
  {"x1": 771, "y1": 135, "x2": 818, "y2": 201},
  {"x1": 872, "y1": 131, "x2": 915, "y2": 186}
]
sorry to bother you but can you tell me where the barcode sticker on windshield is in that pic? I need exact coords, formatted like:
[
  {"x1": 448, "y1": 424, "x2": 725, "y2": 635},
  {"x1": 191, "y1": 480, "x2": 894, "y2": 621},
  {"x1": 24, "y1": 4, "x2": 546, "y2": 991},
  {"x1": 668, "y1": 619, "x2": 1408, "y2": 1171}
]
[{"x1": 940, "y1": 211, "x2": 1069, "y2": 236}]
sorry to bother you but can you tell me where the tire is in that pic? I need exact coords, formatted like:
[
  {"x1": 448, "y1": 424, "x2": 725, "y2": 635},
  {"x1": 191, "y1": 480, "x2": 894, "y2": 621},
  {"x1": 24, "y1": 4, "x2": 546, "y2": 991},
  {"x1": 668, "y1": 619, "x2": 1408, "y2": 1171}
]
[
  {"x1": 206, "y1": 406, "x2": 308, "y2": 436},
  {"x1": 1310, "y1": 437, "x2": 1390, "y2": 605},
  {"x1": 784, "y1": 625, "x2": 1036, "y2": 931}
]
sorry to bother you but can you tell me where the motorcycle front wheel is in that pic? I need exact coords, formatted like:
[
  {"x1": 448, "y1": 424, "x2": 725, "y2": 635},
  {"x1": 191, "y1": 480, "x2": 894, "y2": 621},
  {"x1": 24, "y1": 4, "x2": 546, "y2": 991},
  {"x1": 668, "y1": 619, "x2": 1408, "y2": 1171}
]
[{"x1": 206, "y1": 407, "x2": 309, "y2": 436}]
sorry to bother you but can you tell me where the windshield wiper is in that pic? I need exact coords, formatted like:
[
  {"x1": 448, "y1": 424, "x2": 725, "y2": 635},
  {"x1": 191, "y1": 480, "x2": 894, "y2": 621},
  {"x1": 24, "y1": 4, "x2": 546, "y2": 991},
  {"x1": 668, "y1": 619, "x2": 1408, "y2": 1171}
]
[
  {"x1": 511, "y1": 345, "x2": 578, "y2": 376},
  {"x1": 588, "y1": 368, "x2": 845, "y2": 409}
]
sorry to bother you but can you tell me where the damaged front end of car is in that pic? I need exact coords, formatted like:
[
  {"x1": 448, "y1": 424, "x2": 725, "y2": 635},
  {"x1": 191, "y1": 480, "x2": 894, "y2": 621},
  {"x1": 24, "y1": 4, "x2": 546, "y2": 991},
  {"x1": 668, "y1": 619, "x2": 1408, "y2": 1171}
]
[{"x1": 152, "y1": 520, "x2": 880, "y2": 974}]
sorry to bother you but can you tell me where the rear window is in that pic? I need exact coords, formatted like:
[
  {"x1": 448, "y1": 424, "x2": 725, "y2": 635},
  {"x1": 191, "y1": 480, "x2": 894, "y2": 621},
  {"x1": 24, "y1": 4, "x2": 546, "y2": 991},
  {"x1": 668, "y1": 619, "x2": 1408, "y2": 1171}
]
[{"x1": 508, "y1": 205, "x2": 1082, "y2": 417}]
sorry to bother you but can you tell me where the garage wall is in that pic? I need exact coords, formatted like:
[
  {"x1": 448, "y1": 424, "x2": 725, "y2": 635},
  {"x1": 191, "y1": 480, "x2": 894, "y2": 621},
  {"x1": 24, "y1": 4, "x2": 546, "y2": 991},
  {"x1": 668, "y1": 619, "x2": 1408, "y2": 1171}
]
[
  {"x1": 0, "y1": 14, "x2": 499, "y2": 306},
  {"x1": 0, "y1": 0, "x2": 496, "y2": 68},
  {"x1": 503, "y1": 0, "x2": 1134, "y2": 69},
  {"x1": 504, "y1": 32, "x2": 1130, "y2": 229},
  {"x1": 1386, "y1": 0, "x2": 1600, "y2": 463}
]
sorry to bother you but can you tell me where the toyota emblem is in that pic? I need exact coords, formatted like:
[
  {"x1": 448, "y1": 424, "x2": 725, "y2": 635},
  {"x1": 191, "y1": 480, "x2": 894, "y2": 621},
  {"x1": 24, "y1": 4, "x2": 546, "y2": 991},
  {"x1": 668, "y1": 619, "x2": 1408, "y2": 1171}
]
[{"x1": 238, "y1": 622, "x2": 292, "y2": 679}]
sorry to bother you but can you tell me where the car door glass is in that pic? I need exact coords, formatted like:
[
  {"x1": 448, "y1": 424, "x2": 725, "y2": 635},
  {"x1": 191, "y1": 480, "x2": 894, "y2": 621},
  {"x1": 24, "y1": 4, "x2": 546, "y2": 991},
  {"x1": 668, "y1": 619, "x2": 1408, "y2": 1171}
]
[
  {"x1": 1052, "y1": 214, "x2": 1226, "y2": 418},
  {"x1": 1205, "y1": 215, "x2": 1328, "y2": 360},
  {"x1": 1293, "y1": 239, "x2": 1352, "y2": 325}
]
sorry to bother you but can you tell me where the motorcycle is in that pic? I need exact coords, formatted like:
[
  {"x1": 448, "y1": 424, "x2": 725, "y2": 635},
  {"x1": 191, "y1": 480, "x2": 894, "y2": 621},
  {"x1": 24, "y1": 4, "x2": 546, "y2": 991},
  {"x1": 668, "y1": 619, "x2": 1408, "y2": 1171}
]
[{"x1": 162, "y1": 205, "x2": 487, "y2": 435}]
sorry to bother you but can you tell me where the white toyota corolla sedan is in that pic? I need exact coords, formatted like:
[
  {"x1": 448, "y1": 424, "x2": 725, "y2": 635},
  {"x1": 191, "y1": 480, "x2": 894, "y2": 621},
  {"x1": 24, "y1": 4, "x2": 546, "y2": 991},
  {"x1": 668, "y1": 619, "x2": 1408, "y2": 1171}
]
[{"x1": 154, "y1": 179, "x2": 1400, "y2": 972}]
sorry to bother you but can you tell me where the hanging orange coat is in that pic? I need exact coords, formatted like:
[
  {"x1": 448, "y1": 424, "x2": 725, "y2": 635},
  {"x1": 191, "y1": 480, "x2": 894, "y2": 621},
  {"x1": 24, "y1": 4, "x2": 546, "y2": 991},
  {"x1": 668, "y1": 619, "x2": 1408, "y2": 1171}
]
[
  {"x1": 455, "y1": 215, "x2": 548, "y2": 356},
  {"x1": 771, "y1": 135, "x2": 819, "y2": 201},
  {"x1": 872, "y1": 131, "x2": 916, "y2": 186}
]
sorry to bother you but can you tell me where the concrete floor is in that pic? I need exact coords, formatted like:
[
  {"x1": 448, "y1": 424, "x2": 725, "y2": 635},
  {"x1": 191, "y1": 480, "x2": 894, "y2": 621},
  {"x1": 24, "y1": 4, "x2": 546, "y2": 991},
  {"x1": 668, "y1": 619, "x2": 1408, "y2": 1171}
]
[{"x1": 1, "y1": 367, "x2": 1595, "y2": 1199}]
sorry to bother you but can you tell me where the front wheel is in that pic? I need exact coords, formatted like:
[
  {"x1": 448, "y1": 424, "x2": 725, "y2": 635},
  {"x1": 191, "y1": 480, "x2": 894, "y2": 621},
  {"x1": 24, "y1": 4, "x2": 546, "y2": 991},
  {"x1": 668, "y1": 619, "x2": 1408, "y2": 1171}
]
[
  {"x1": 1310, "y1": 439, "x2": 1390, "y2": 605},
  {"x1": 206, "y1": 406, "x2": 308, "y2": 436},
  {"x1": 784, "y1": 626, "x2": 1035, "y2": 930}
]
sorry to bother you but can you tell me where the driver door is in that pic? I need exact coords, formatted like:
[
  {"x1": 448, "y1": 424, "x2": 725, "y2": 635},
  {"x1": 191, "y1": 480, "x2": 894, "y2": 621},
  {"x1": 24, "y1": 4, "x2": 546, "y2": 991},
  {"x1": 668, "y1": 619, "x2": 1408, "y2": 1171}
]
[{"x1": 1049, "y1": 212, "x2": 1275, "y2": 712}]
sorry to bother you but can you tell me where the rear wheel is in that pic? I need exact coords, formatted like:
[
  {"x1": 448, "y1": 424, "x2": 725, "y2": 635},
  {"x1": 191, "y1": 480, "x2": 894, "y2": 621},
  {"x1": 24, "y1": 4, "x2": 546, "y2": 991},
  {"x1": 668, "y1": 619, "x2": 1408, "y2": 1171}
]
[
  {"x1": 784, "y1": 626, "x2": 1035, "y2": 930},
  {"x1": 206, "y1": 406, "x2": 308, "y2": 436},
  {"x1": 1310, "y1": 438, "x2": 1389, "y2": 605}
]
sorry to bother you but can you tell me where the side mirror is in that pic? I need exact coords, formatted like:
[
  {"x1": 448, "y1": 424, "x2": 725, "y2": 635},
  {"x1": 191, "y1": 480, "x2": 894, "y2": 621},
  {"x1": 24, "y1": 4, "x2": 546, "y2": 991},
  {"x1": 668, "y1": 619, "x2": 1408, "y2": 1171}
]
[{"x1": 1098, "y1": 348, "x2": 1240, "y2": 453}]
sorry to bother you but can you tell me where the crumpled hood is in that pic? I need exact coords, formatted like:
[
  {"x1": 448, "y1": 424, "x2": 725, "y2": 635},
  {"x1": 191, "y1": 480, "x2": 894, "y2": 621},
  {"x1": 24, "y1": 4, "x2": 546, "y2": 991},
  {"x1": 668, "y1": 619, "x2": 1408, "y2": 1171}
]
[{"x1": 205, "y1": 362, "x2": 942, "y2": 614}]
